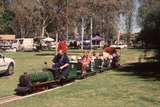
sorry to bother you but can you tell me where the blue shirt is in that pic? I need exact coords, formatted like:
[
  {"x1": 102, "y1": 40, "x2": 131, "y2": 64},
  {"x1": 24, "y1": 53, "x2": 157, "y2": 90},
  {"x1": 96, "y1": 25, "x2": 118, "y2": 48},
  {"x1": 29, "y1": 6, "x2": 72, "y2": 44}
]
[{"x1": 53, "y1": 54, "x2": 69, "y2": 68}]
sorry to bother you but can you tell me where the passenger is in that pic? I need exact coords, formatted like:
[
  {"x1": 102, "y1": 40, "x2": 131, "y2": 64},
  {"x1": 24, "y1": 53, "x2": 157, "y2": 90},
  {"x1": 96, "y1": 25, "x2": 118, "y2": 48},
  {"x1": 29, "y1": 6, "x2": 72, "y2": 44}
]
[
  {"x1": 95, "y1": 53, "x2": 99, "y2": 59},
  {"x1": 79, "y1": 51, "x2": 91, "y2": 76},
  {"x1": 103, "y1": 50, "x2": 112, "y2": 60},
  {"x1": 103, "y1": 51, "x2": 112, "y2": 67},
  {"x1": 93, "y1": 52, "x2": 104, "y2": 71},
  {"x1": 89, "y1": 51, "x2": 97, "y2": 62},
  {"x1": 89, "y1": 51, "x2": 97, "y2": 72},
  {"x1": 52, "y1": 50, "x2": 70, "y2": 80},
  {"x1": 103, "y1": 47, "x2": 117, "y2": 55},
  {"x1": 103, "y1": 46, "x2": 119, "y2": 67},
  {"x1": 99, "y1": 52, "x2": 104, "y2": 60}
]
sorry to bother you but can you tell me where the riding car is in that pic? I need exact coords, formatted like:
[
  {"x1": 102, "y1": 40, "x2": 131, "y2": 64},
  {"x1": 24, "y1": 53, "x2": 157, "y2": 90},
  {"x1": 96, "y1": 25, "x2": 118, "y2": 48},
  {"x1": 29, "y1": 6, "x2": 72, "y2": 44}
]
[{"x1": 0, "y1": 54, "x2": 15, "y2": 75}]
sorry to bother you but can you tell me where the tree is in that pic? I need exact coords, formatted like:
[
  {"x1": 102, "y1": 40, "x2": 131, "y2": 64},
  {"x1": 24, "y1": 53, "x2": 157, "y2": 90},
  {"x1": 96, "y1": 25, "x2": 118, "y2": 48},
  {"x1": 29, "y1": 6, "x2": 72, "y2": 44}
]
[
  {"x1": 140, "y1": 1, "x2": 160, "y2": 60},
  {"x1": 68, "y1": 0, "x2": 132, "y2": 41},
  {"x1": 10, "y1": 0, "x2": 66, "y2": 38},
  {"x1": 141, "y1": 4, "x2": 160, "y2": 47},
  {"x1": 0, "y1": 0, "x2": 14, "y2": 34},
  {"x1": 139, "y1": 0, "x2": 160, "y2": 26}
]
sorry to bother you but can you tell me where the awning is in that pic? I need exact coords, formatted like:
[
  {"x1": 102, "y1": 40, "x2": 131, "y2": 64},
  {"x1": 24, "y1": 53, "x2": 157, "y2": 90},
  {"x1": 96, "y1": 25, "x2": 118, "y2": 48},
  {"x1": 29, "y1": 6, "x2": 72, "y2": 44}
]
[
  {"x1": 0, "y1": 35, "x2": 15, "y2": 40},
  {"x1": 92, "y1": 36, "x2": 103, "y2": 41},
  {"x1": 43, "y1": 37, "x2": 54, "y2": 42}
]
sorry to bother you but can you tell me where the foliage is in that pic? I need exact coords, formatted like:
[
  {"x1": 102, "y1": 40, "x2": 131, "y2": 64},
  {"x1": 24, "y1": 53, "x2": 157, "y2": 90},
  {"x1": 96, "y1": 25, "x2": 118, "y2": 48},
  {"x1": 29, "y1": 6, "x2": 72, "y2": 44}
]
[
  {"x1": 9, "y1": 0, "x2": 66, "y2": 38},
  {"x1": 0, "y1": 0, "x2": 14, "y2": 34},
  {"x1": 138, "y1": 0, "x2": 160, "y2": 26},
  {"x1": 0, "y1": 9, "x2": 14, "y2": 34},
  {"x1": 140, "y1": 2, "x2": 160, "y2": 47},
  {"x1": 140, "y1": 0, "x2": 160, "y2": 60},
  {"x1": 67, "y1": 0, "x2": 132, "y2": 41}
]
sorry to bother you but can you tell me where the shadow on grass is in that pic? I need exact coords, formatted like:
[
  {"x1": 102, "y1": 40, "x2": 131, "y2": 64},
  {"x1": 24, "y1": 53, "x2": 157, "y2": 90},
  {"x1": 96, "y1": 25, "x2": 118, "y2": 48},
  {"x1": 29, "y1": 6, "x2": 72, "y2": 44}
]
[
  {"x1": 117, "y1": 61, "x2": 160, "y2": 81},
  {"x1": 35, "y1": 53, "x2": 82, "y2": 56},
  {"x1": 0, "y1": 73, "x2": 14, "y2": 78},
  {"x1": 35, "y1": 53, "x2": 54, "y2": 56}
]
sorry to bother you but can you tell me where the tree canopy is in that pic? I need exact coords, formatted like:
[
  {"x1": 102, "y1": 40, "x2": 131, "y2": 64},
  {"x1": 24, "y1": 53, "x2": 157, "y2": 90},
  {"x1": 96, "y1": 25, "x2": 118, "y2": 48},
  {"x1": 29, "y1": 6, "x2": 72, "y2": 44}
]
[
  {"x1": 0, "y1": 0, "x2": 14, "y2": 34},
  {"x1": 139, "y1": 0, "x2": 160, "y2": 60},
  {"x1": 6, "y1": 0, "x2": 132, "y2": 39}
]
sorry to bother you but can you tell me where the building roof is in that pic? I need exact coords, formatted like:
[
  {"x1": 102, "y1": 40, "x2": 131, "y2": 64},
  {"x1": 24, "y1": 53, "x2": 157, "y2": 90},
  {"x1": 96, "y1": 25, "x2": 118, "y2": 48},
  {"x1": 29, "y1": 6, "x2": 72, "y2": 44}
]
[{"x1": 0, "y1": 35, "x2": 15, "y2": 40}]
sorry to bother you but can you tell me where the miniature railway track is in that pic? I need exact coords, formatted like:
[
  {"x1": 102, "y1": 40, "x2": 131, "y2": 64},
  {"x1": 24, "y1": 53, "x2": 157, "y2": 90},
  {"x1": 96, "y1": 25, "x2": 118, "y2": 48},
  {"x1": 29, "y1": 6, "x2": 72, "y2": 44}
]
[
  {"x1": 0, "y1": 82, "x2": 73, "y2": 105},
  {"x1": 0, "y1": 95, "x2": 22, "y2": 105}
]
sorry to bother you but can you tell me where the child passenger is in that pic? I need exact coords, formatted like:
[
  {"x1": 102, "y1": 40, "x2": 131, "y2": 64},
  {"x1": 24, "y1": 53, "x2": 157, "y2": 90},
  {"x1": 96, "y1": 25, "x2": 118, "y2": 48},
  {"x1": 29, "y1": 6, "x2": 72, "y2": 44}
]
[
  {"x1": 79, "y1": 51, "x2": 91, "y2": 76},
  {"x1": 89, "y1": 51, "x2": 97, "y2": 72},
  {"x1": 89, "y1": 51, "x2": 96, "y2": 62}
]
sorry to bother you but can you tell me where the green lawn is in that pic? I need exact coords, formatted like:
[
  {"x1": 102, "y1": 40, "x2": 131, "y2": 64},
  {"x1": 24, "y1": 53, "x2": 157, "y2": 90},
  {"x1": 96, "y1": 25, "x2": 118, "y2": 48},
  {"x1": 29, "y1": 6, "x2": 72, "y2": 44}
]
[{"x1": 1, "y1": 49, "x2": 160, "y2": 107}]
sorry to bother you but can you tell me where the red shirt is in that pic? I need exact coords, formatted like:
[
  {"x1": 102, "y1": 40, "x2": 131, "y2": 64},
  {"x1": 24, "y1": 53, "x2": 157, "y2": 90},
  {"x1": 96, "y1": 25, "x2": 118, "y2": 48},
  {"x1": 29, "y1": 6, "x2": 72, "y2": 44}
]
[
  {"x1": 104, "y1": 47, "x2": 116, "y2": 55},
  {"x1": 58, "y1": 40, "x2": 68, "y2": 53}
]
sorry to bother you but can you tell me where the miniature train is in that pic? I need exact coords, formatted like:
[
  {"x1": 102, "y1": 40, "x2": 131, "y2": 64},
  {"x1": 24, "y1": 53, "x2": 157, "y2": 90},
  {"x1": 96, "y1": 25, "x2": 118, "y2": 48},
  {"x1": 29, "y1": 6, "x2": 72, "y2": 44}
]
[{"x1": 15, "y1": 57, "x2": 119, "y2": 95}]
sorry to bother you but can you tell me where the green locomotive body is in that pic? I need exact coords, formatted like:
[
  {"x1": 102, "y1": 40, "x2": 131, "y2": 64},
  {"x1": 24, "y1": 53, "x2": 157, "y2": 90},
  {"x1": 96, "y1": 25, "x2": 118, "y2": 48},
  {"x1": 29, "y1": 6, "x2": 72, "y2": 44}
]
[{"x1": 31, "y1": 71, "x2": 54, "y2": 82}]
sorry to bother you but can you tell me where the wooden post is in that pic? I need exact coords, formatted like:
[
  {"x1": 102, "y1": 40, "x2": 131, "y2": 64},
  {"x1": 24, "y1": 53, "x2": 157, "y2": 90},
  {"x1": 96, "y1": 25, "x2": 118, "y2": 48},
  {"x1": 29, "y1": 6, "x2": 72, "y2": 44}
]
[
  {"x1": 55, "y1": 32, "x2": 58, "y2": 55},
  {"x1": 90, "y1": 17, "x2": 93, "y2": 50},
  {"x1": 66, "y1": 0, "x2": 69, "y2": 41},
  {"x1": 117, "y1": 32, "x2": 120, "y2": 45},
  {"x1": 81, "y1": 17, "x2": 84, "y2": 50}
]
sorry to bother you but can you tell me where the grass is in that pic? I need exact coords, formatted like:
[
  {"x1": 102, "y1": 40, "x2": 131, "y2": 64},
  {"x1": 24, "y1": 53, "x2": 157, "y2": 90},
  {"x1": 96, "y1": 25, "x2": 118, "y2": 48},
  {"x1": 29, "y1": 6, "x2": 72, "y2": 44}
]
[{"x1": 1, "y1": 49, "x2": 160, "y2": 107}]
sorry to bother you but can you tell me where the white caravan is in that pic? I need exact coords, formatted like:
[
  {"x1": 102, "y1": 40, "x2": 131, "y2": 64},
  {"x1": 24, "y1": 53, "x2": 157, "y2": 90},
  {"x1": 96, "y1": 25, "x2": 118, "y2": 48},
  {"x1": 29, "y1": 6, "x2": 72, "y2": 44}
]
[{"x1": 12, "y1": 38, "x2": 34, "y2": 51}]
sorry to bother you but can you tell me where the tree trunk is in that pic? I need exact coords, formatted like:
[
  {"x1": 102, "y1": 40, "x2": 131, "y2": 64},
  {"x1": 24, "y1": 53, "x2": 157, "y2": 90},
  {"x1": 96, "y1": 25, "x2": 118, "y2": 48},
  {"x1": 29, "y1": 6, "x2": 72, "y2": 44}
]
[{"x1": 41, "y1": 26, "x2": 45, "y2": 38}]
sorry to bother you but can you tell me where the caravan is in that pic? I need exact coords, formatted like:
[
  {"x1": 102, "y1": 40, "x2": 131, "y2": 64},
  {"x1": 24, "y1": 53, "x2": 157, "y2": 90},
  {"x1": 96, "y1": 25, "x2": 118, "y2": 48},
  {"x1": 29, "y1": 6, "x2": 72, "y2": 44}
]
[{"x1": 12, "y1": 38, "x2": 34, "y2": 51}]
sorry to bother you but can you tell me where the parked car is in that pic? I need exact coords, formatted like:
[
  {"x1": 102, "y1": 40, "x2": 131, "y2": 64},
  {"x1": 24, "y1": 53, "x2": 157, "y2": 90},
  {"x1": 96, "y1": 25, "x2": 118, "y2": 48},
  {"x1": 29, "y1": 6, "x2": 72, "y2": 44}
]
[
  {"x1": 0, "y1": 41, "x2": 12, "y2": 51},
  {"x1": 0, "y1": 54, "x2": 15, "y2": 75},
  {"x1": 83, "y1": 40, "x2": 91, "y2": 49}
]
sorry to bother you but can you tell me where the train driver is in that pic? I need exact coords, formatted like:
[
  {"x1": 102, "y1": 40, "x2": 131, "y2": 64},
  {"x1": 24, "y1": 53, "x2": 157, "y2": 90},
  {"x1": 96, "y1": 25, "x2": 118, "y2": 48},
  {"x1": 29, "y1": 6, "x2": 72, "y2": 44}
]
[{"x1": 52, "y1": 50, "x2": 70, "y2": 80}]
